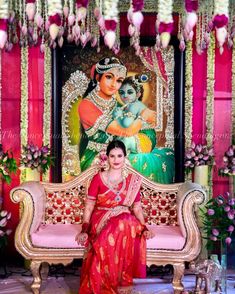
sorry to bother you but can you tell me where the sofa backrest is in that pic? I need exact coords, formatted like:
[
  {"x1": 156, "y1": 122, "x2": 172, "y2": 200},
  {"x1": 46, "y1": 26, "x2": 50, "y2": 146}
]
[{"x1": 42, "y1": 165, "x2": 181, "y2": 226}]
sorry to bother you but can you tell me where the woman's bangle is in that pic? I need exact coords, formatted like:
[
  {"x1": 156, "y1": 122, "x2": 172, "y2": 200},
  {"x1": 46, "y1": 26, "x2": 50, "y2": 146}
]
[{"x1": 81, "y1": 222, "x2": 89, "y2": 233}]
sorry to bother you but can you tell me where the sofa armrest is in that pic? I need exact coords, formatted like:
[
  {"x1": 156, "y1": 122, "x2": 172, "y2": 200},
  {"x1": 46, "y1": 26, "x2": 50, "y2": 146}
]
[
  {"x1": 176, "y1": 181, "x2": 207, "y2": 238},
  {"x1": 10, "y1": 181, "x2": 46, "y2": 234}
]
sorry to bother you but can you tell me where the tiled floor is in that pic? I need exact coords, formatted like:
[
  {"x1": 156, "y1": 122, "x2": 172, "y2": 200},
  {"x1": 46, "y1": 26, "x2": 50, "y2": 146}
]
[{"x1": 0, "y1": 266, "x2": 234, "y2": 294}]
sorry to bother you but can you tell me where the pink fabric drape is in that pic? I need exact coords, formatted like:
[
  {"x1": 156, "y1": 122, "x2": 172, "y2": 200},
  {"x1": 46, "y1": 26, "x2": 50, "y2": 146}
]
[
  {"x1": 140, "y1": 47, "x2": 167, "y2": 83},
  {"x1": 1, "y1": 46, "x2": 21, "y2": 253}
]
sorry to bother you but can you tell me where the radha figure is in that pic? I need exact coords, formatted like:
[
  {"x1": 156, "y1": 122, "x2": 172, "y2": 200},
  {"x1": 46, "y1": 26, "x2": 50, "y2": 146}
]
[{"x1": 76, "y1": 140, "x2": 152, "y2": 294}]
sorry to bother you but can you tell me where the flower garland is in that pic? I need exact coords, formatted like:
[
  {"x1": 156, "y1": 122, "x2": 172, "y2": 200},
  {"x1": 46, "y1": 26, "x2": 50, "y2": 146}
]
[
  {"x1": 43, "y1": 44, "x2": 51, "y2": 181},
  {"x1": 212, "y1": 0, "x2": 229, "y2": 54},
  {"x1": 20, "y1": 46, "x2": 29, "y2": 183},
  {"x1": 103, "y1": 0, "x2": 119, "y2": 49},
  {"x1": 157, "y1": 0, "x2": 174, "y2": 48},
  {"x1": 206, "y1": 33, "x2": 215, "y2": 197},
  {"x1": 26, "y1": 0, "x2": 36, "y2": 21},
  {"x1": 184, "y1": 41, "x2": 193, "y2": 172},
  {"x1": 0, "y1": 0, "x2": 9, "y2": 49},
  {"x1": 48, "y1": 0, "x2": 63, "y2": 41},
  {"x1": 127, "y1": 0, "x2": 144, "y2": 55},
  {"x1": 184, "y1": 0, "x2": 198, "y2": 41}
]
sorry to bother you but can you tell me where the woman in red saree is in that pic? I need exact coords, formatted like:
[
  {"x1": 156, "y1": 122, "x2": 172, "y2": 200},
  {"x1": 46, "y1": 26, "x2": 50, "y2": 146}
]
[{"x1": 76, "y1": 140, "x2": 152, "y2": 294}]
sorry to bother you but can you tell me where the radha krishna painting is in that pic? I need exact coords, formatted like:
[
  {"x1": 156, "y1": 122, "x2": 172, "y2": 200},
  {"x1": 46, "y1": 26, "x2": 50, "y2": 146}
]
[{"x1": 61, "y1": 46, "x2": 175, "y2": 183}]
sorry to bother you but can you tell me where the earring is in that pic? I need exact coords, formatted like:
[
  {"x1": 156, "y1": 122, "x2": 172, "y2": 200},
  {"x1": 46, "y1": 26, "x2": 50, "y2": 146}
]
[{"x1": 96, "y1": 81, "x2": 100, "y2": 92}]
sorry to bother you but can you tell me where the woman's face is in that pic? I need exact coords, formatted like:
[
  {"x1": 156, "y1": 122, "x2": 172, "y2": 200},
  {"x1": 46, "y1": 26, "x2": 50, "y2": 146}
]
[
  {"x1": 98, "y1": 68, "x2": 126, "y2": 97},
  {"x1": 119, "y1": 83, "x2": 138, "y2": 103},
  {"x1": 108, "y1": 147, "x2": 125, "y2": 170}
]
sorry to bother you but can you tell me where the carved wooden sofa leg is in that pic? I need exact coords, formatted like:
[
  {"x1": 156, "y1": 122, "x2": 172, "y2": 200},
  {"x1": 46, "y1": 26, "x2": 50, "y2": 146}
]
[
  {"x1": 30, "y1": 261, "x2": 42, "y2": 294},
  {"x1": 172, "y1": 262, "x2": 185, "y2": 293}
]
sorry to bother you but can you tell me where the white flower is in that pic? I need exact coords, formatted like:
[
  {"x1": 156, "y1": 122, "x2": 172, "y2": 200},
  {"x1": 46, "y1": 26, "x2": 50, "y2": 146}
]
[
  {"x1": 6, "y1": 229, "x2": 12, "y2": 235},
  {"x1": 0, "y1": 210, "x2": 7, "y2": 217},
  {"x1": 214, "y1": 0, "x2": 229, "y2": 16},
  {"x1": 158, "y1": 0, "x2": 173, "y2": 24},
  {"x1": 103, "y1": 0, "x2": 118, "y2": 21},
  {"x1": 0, "y1": 217, "x2": 7, "y2": 227}
]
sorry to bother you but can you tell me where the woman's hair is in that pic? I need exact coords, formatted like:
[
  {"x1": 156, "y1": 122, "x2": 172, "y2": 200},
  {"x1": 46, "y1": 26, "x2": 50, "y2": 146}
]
[
  {"x1": 120, "y1": 73, "x2": 150, "y2": 101},
  {"x1": 83, "y1": 57, "x2": 127, "y2": 98},
  {"x1": 106, "y1": 140, "x2": 127, "y2": 157}
]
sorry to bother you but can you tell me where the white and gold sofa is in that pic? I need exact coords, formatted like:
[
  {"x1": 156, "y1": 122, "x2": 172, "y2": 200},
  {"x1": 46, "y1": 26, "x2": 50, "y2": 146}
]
[{"x1": 10, "y1": 166, "x2": 206, "y2": 294}]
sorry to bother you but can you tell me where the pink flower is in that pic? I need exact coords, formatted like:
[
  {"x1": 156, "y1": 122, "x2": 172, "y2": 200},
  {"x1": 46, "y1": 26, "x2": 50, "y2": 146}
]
[
  {"x1": 212, "y1": 229, "x2": 219, "y2": 236},
  {"x1": 207, "y1": 209, "x2": 215, "y2": 215},
  {"x1": 210, "y1": 235, "x2": 217, "y2": 241},
  {"x1": 224, "y1": 206, "x2": 231, "y2": 212},
  {"x1": 225, "y1": 237, "x2": 232, "y2": 245},
  {"x1": 227, "y1": 212, "x2": 234, "y2": 220},
  {"x1": 228, "y1": 225, "x2": 234, "y2": 232}
]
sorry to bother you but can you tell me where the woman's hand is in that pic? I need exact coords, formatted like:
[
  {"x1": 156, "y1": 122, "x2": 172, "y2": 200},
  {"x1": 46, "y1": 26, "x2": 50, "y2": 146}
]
[
  {"x1": 143, "y1": 229, "x2": 155, "y2": 239},
  {"x1": 75, "y1": 232, "x2": 89, "y2": 246}
]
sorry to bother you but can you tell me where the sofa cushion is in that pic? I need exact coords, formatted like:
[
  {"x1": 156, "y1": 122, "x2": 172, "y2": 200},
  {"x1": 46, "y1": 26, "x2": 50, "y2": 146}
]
[{"x1": 31, "y1": 224, "x2": 186, "y2": 250}]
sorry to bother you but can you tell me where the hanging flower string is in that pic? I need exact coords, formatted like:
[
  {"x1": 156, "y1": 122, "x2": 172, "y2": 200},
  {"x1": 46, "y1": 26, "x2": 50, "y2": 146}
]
[
  {"x1": 48, "y1": 0, "x2": 63, "y2": 41},
  {"x1": 0, "y1": 0, "x2": 9, "y2": 49},
  {"x1": 103, "y1": 0, "x2": 119, "y2": 49},
  {"x1": 26, "y1": 0, "x2": 36, "y2": 21},
  {"x1": 128, "y1": 0, "x2": 144, "y2": 55},
  {"x1": 212, "y1": 0, "x2": 229, "y2": 54},
  {"x1": 184, "y1": 0, "x2": 198, "y2": 41},
  {"x1": 157, "y1": 0, "x2": 174, "y2": 49}
]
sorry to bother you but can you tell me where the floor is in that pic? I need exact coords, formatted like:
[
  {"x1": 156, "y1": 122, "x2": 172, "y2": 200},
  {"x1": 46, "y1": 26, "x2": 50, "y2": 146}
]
[{"x1": 0, "y1": 265, "x2": 234, "y2": 294}]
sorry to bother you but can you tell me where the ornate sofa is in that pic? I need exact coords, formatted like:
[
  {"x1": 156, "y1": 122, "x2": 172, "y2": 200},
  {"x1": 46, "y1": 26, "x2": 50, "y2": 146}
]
[{"x1": 10, "y1": 165, "x2": 206, "y2": 294}]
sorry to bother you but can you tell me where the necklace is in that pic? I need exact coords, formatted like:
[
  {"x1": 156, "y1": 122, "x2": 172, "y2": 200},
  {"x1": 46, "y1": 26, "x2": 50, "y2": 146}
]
[
  {"x1": 89, "y1": 90, "x2": 117, "y2": 113},
  {"x1": 107, "y1": 172, "x2": 126, "y2": 202}
]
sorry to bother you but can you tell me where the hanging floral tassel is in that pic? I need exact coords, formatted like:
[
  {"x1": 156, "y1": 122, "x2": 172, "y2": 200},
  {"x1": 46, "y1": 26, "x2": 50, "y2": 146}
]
[
  {"x1": 127, "y1": 0, "x2": 144, "y2": 55},
  {"x1": 48, "y1": 0, "x2": 63, "y2": 41},
  {"x1": 26, "y1": 0, "x2": 36, "y2": 21},
  {"x1": 213, "y1": 0, "x2": 229, "y2": 54},
  {"x1": 184, "y1": 0, "x2": 198, "y2": 41},
  {"x1": 103, "y1": 0, "x2": 119, "y2": 49},
  {"x1": 157, "y1": 0, "x2": 174, "y2": 49},
  {"x1": 0, "y1": 0, "x2": 9, "y2": 49},
  {"x1": 76, "y1": 0, "x2": 88, "y2": 21}
]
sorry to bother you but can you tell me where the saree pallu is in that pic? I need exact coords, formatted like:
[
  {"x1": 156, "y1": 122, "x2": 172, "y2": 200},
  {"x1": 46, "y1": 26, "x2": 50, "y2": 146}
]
[{"x1": 79, "y1": 174, "x2": 146, "y2": 294}]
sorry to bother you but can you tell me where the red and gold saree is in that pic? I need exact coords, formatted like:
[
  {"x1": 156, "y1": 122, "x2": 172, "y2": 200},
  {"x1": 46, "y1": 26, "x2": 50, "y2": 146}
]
[{"x1": 79, "y1": 172, "x2": 146, "y2": 294}]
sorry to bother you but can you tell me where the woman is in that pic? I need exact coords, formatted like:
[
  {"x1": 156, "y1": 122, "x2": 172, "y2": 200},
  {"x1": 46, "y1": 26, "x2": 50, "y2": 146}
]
[
  {"x1": 76, "y1": 140, "x2": 152, "y2": 294},
  {"x1": 116, "y1": 74, "x2": 175, "y2": 183},
  {"x1": 78, "y1": 57, "x2": 143, "y2": 172}
]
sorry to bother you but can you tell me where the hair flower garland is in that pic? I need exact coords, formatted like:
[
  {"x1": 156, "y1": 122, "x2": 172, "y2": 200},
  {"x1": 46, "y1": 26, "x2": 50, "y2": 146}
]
[
  {"x1": 212, "y1": 0, "x2": 229, "y2": 54},
  {"x1": 184, "y1": 0, "x2": 198, "y2": 41},
  {"x1": 157, "y1": 0, "x2": 174, "y2": 48},
  {"x1": 0, "y1": 0, "x2": 9, "y2": 49},
  {"x1": 48, "y1": 0, "x2": 63, "y2": 40}
]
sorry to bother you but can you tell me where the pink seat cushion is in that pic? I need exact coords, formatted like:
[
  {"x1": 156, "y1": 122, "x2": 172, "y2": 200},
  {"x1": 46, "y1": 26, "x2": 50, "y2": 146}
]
[
  {"x1": 31, "y1": 224, "x2": 82, "y2": 248},
  {"x1": 31, "y1": 224, "x2": 185, "y2": 250},
  {"x1": 147, "y1": 225, "x2": 186, "y2": 250}
]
